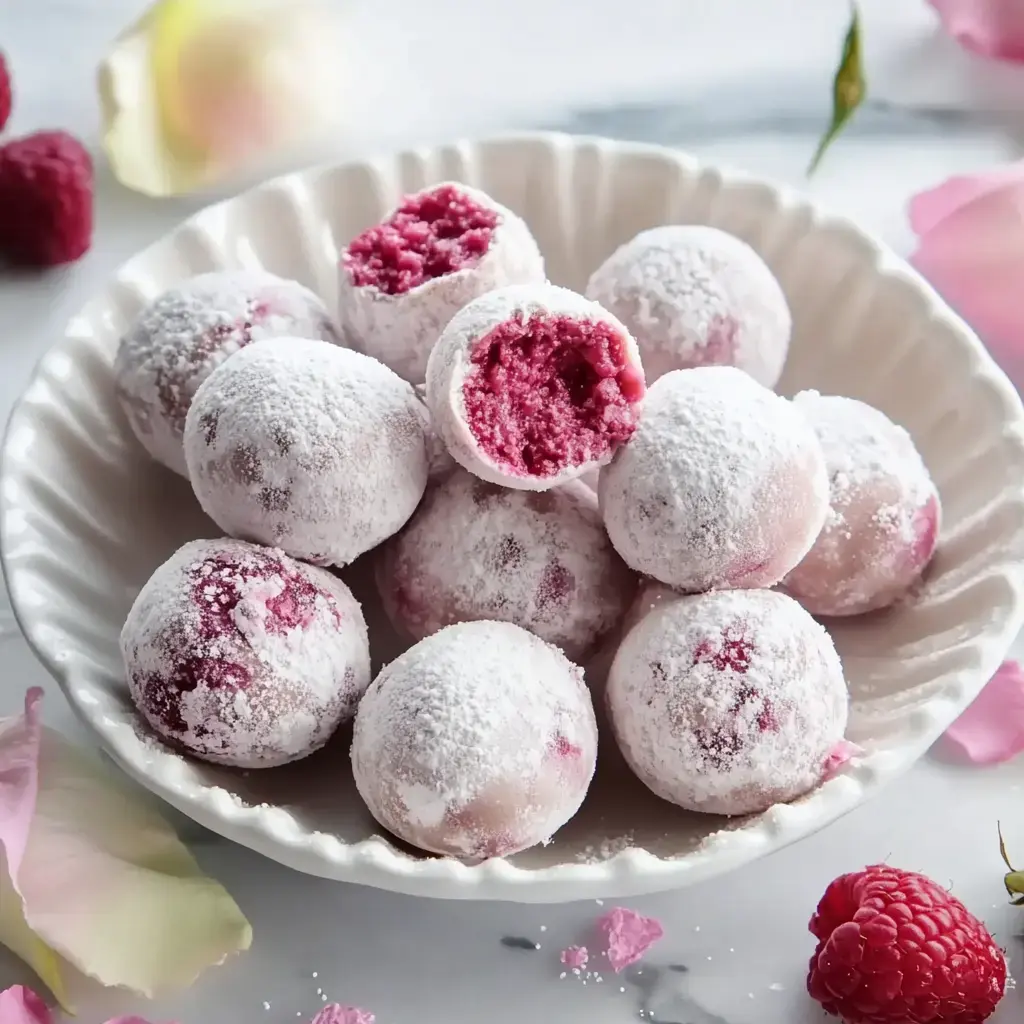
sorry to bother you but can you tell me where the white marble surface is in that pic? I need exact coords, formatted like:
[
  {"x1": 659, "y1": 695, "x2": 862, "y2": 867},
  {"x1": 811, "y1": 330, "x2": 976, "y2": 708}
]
[{"x1": 2, "y1": 1, "x2": 1024, "y2": 1022}]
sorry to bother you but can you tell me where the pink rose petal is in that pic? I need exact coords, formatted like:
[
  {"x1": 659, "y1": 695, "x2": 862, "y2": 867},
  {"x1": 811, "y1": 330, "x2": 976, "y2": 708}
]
[
  {"x1": 560, "y1": 945, "x2": 589, "y2": 969},
  {"x1": 596, "y1": 907, "x2": 664, "y2": 972},
  {"x1": 929, "y1": 0, "x2": 1024, "y2": 63},
  {"x1": 0, "y1": 986, "x2": 51, "y2": 1024},
  {"x1": 939, "y1": 660, "x2": 1024, "y2": 764},
  {"x1": 822, "y1": 739, "x2": 863, "y2": 781},
  {"x1": 311, "y1": 1006, "x2": 375, "y2": 1024}
]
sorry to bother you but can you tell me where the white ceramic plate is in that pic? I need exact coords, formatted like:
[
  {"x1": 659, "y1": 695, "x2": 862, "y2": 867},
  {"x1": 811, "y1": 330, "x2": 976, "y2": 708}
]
[{"x1": 5, "y1": 133, "x2": 1024, "y2": 903}]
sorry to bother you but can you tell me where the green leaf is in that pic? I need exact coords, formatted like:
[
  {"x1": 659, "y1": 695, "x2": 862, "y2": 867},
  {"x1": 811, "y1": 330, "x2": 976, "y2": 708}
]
[
  {"x1": 808, "y1": 3, "x2": 866, "y2": 176},
  {"x1": 998, "y1": 822, "x2": 1024, "y2": 905}
]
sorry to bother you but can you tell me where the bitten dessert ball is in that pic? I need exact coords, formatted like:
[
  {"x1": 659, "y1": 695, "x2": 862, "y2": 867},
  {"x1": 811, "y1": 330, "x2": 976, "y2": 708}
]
[
  {"x1": 426, "y1": 283, "x2": 645, "y2": 491},
  {"x1": 184, "y1": 338, "x2": 429, "y2": 567},
  {"x1": 599, "y1": 366, "x2": 828, "y2": 592},
  {"x1": 585, "y1": 225, "x2": 791, "y2": 388},
  {"x1": 115, "y1": 270, "x2": 341, "y2": 476},
  {"x1": 782, "y1": 392, "x2": 941, "y2": 617},
  {"x1": 351, "y1": 620, "x2": 598, "y2": 859},
  {"x1": 607, "y1": 589, "x2": 848, "y2": 816},
  {"x1": 339, "y1": 182, "x2": 546, "y2": 382},
  {"x1": 121, "y1": 538, "x2": 371, "y2": 768},
  {"x1": 376, "y1": 468, "x2": 637, "y2": 660}
]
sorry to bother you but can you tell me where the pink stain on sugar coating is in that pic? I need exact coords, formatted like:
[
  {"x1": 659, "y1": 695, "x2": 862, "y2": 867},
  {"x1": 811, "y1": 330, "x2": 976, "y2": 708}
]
[
  {"x1": 909, "y1": 494, "x2": 941, "y2": 571},
  {"x1": 596, "y1": 907, "x2": 664, "y2": 972},
  {"x1": 560, "y1": 945, "x2": 589, "y2": 969},
  {"x1": 311, "y1": 1006, "x2": 375, "y2": 1024},
  {"x1": 939, "y1": 660, "x2": 1024, "y2": 765}
]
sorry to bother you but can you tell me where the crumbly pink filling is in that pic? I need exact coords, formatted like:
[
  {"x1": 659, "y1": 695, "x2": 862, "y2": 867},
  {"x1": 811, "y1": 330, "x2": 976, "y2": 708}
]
[
  {"x1": 462, "y1": 313, "x2": 644, "y2": 478},
  {"x1": 344, "y1": 184, "x2": 498, "y2": 295}
]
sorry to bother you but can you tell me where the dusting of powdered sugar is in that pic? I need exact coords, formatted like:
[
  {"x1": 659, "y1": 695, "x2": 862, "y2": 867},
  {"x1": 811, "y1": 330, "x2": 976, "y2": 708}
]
[
  {"x1": 598, "y1": 366, "x2": 828, "y2": 593},
  {"x1": 607, "y1": 589, "x2": 848, "y2": 816},
  {"x1": 782, "y1": 391, "x2": 941, "y2": 616},
  {"x1": 413, "y1": 382, "x2": 457, "y2": 481},
  {"x1": 350, "y1": 620, "x2": 598, "y2": 859},
  {"x1": 425, "y1": 283, "x2": 645, "y2": 491},
  {"x1": 375, "y1": 468, "x2": 637, "y2": 660},
  {"x1": 338, "y1": 182, "x2": 545, "y2": 383},
  {"x1": 184, "y1": 338, "x2": 429, "y2": 567},
  {"x1": 114, "y1": 270, "x2": 341, "y2": 476},
  {"x1": 585, "y1": 225, "x2": 791, "y2": 389},
  {"x1": 121, "y1": 538, "x2": 371, "y2": 768}
]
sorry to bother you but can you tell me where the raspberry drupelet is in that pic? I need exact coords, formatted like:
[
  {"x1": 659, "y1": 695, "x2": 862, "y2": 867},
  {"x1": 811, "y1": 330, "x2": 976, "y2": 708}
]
[
  {"x1": 338, "y1": 182, "x2": 546, "y2": 383},
  {"x1": 351, "y1": 620, "x2": 598, "y2": 859},
  {"x1": 184, "y1": 338, "x2": 429, "y2": 568},
  {"x1": 115, "y1": 270, "x2": 342, "y2": 476},
  {"x1": 599, "y1": 366, "x2": 828, "y2": 592},
  {"x1": 607, "y1": 589, "x2": 848, "y2": 816},
  {"x1": 586, "y1": 225, "x2": 791, "y2": 388},
  {"x1": 376, "y1": 468, "x2": 637, "y2": 661},
  {"x1": 121, "y1": 538, "x2": 371, "y2": 768},
  {"x1": 426, "y1": 283, "x2": 646, "y2": 491},
  {"x1": 783, "y1": 392, "x2": 942, "y2": 617}
]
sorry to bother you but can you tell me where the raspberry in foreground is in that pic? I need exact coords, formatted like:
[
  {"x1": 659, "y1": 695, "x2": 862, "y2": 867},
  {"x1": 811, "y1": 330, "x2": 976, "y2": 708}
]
[
  {"x1": 807, "y1": 864, "x2": 1006, "y2": 1023},
  {"x1": 0, "y1": 52, "x2": 11, "y2": 132},
  {"x1": 0, "y1": 130, "x2": 93, "y2": 267}
]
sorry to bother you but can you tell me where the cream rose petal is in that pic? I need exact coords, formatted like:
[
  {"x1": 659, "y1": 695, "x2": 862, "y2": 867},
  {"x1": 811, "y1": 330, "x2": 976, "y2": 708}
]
[{"x1": 0, "y1": 690, "x2": 252, "y2": 1003}]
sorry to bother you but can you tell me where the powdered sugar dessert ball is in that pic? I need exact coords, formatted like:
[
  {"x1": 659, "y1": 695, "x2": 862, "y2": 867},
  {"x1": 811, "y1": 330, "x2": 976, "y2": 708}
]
[
  {"x1": 121, "y1": 538, "x2": 371, "y2": 768},
  {"x1": 607, "y1": 589, "x2": 848, "y2": 816},
  {"x1": 599, "y1": 366, "x2": 828, "y2": 592},
  {"x1": 115, "y1": 270, "x2": 341, "y2": 476},
  {"x1": 426, "y1": 283, "x2": 645, "y2": 491},
  {"x1": 351, "y1": 620, "x2": 598, "y2": 859},
  {"x1": 376, "y1": 468, "x2": 636, "y2": 660},
  {"x1": 586, "y1": 225, "x2": 791, "y2": 388},
  {"x1": 782, "y1": 392, "x2": 941, "y2": 616},
  {"x1": 339, "y1": 182, "x2": 546, "y2": 382},
  {"x1": 184, "y1": 338, "x2": 429, "y2": 567}
]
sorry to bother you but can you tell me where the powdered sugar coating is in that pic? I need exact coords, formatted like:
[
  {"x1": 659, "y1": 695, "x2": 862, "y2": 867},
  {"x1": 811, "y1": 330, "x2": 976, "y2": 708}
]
[
  {"x1": 339, "y1": 182, "x2": 545, "y2": 382},
  {"x1": 782, "y1": 392, "x2": 942, "y2": 616},
  {"x1": 599, "y1": 366, "x2": 828, "y2": 592},
  {"x1": 586, "y1": 225, "x2": 791, "y2": 388},
  {"x1": 121, "y1": 538, "x2": 370, "y2": 768},
  {"x1": 351, "y1": 620, "x2": 598, "y2": 859},
  {"x1": 115, "y1": 271, "x2": 341, "y2": 476},
  {"x1": 426, "y1": 283, "x2": 645, "y2": 491},
  {"x1": 413, "y1": 382, "x2": 457, "y2": 481},
  {"x1": 376, "y1": 468, "x2": 637, "y2": 660},
  {"x1": 607, "y1": 589, "x2": 848, "y2": 816},
  {"x1": 184, "y1": 339, "x2": 429, "y2": 567}
]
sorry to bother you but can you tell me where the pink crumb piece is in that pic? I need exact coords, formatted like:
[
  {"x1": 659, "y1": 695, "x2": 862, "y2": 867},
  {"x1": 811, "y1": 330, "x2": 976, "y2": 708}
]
[
  {"x1": 560, "y1": 945, "x2": 590, "y2": 969},
  {"x1": 821, "y1": 738, "x2": 862, "y2": 780},
  {"x1": 596, "y1": 907, "x2": 664, "y2": 972},
  {"x1": 311, "y1": 1007, "x2": 375, "y2": 1024}
]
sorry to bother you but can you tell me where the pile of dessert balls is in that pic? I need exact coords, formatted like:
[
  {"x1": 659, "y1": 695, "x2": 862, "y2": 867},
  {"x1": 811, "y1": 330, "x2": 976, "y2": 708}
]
[{"x1": 115, "y1": 182, "x2": 941, "y2": 861}]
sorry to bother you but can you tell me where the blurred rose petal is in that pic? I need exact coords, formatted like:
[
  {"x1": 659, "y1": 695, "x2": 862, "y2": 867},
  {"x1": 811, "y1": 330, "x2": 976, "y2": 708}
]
[
  {"x1": 99, "y1": 0, "x2": 346, "y2": 196},
  {"x1": 939, "y1": 660, "x2": 1024, "y2": 764},
  {"x1": 909, "y1": 162, "x2": 1024, "y2": 390},
  {"x1": 0, "y1": 690, "x2": 251, "y2": 1006},
  {"x1": 0, "y1": 985, "x2": 51, "y2": 1024},
  {"x1": 928, "y1": 0, "x2": 1024, "y2": 63}
]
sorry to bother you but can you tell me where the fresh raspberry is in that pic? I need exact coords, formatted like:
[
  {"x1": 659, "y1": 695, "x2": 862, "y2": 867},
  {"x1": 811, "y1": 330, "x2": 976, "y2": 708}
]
[
  {"x1": 807, "y1": 865, "x2": 1007, "y2": 1024},
  {"x1": 0, "y1": 130, "x2": 93, "y2": 267},
  {"x1": 0, "y1": 52, "x2": 11, "y2": 132}
]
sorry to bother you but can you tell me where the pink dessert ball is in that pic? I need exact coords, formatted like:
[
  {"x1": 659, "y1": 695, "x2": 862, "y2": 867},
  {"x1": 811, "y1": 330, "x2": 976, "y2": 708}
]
[
  {"x1": 376, "y1": 468, "x2": 637, "y2": 660},
  {"x1": 114, "y1": 270, "x2": 341, "y2": 476},
  {"x1": 351, "y1": 620, "x2": 598, "y2": 859},
  {"x1": 782, "y1": 392, "x2": 942, "y2": 616},
  {"x1": 184, "y1": 338, "x2": 429, "y2": 567},
  {"x1": 338, "y1": 182, "x2": 546, "y2": 383},
  {"x1": 121, "y1": 538, "x2": 371, "y2": 768},
  {"x1": 426, "y1": 283, "x2": 646, "y2": 491},
  {"x1": 599, "y1": 366, "x2": 828, "y2": 592},
  {"x1": 607, "y1": 588, "x2": 848, "y2": 816},
  {"x1": 585, "y1": 225, "x2": 791, "y2": 388}
]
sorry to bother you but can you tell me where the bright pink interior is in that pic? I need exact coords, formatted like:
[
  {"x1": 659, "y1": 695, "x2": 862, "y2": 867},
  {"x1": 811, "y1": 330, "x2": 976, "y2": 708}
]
[
  {"x1": 344, "y1": 184, "x2": 498, "y2": 295},
  {"x1": 461, "y1": 312, "x2": 644, "y2": 479}
]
